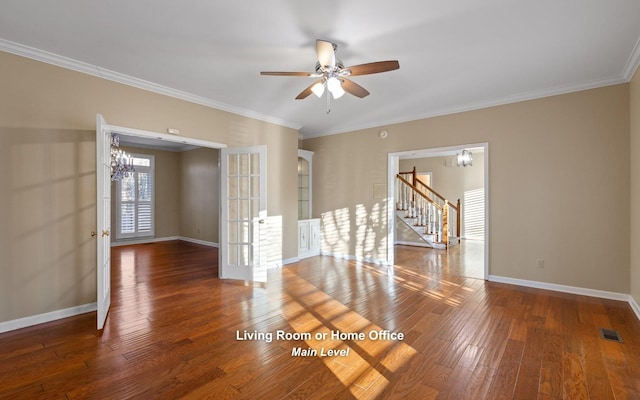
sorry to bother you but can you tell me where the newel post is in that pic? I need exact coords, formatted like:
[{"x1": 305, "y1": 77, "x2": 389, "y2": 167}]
[
  {"x1": 443, "y1": 203, "x2": 449, "y2": 249},
  {"x1": 411, "y1": 167, "x2": 417, "y2": 203}
]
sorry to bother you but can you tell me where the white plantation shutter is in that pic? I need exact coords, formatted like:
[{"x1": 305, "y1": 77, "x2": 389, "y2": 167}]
[
  {"x1": 120, "y1": 203, "x2": 136, "y2": 234},
  {"x1": 116, "y1": 154, "x2": 154, "y2": 239}
]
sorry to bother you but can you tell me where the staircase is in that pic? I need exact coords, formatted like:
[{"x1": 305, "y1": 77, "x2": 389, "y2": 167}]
[{"x1": 396, "y1": 167, "x2": 461, "y2": 249}]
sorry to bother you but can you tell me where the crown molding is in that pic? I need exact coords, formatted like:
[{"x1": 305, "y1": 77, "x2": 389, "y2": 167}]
[
  {"x1": 2, "y1": 37, "x2": 635, "y2": 141},
  {"x1": 303, "y1": 74, "x2": 627, "y2": 139},
  {"x1": 0, "y1": 38, "x2": 302, "y2": 131},
  {"x1": 622, "y1": 36, "x2": 640, "y2": 81}
]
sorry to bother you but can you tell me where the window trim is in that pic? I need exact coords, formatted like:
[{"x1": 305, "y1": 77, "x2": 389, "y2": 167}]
[{"x1": 115, "y1": 153, "x2": 155, "y2": 239}]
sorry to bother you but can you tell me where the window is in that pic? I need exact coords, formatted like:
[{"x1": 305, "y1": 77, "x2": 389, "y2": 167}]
[{"x1": 116, "y1": 154, "x2": 154, "y2": 239}]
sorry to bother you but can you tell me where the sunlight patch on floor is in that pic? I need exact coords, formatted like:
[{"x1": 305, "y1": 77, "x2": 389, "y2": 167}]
[{"x1": 282, "y1": 269, "x2": 417, "y2": 399}]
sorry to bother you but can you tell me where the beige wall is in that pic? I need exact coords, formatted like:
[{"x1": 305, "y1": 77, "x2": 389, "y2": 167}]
[
  {"x1": 0, "y1": 129, "x2": 96, "y2": 321},
  {"x1": 305, "y1": 84, "x2": 630, "y2": 293},
  {"x1": 110, "y1": 146, "x2": 218, "y2": 245},
  {"x1": 180, "y1": 147, "x2": 219, "y2": 243},
  {"x1": 0, "y1": 51, "x2": 298, "y2": 323},
  {"x1": 631, "y1": 68, "x2": 640, "y2": 305}
]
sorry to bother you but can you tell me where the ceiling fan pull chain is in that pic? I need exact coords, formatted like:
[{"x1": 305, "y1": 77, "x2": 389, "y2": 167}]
[{"x1": 326, "y1": 90, "x2": 331, "y2": 114}]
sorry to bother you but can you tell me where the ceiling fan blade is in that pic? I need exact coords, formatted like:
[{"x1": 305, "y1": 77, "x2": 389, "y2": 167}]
[
  {"x1": 260, "y1": 71, "x2": 314, "y2": 76},
  {"x1": 316, "y1": 39, "x2": 335, "y2": 69},
  {"x1": 341, "y1": 79, "x2": 370, "y2": 98},
  {"x1": 296, "y1": 79, "x2": 324, "y2": 100},
  {"x1": 346, "y1": 60, "x2": 400, "y2": 76}
]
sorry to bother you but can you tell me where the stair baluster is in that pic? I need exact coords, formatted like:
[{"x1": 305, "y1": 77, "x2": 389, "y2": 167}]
[{"x1": 396, "y1": 171, "x2": 460, "y2": 249}]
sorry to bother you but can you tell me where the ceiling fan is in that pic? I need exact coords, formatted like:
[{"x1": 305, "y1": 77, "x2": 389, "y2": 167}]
[{"x1": 261, "y1": 40, "x2": 400, "y2": 102}]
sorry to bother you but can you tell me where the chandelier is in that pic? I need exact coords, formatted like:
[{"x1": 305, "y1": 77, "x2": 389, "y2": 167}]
[
  {"x1": 110, "y1": 134, "x2": 134, "y2": 181},
  {"x1": 457, "y1": 149, "x2": 473, "y2": 167}
]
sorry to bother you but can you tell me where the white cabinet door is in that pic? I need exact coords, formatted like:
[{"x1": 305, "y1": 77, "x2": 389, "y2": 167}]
[
  {"x1": 298, "y1": 219, "x2": 320, "y2": 259},
  {"x1": 298, "y1": 220, "x2": 310, "y2": 255},
  {"x1": 310, "y1": 219, "x2": 321, "y2": 252}
]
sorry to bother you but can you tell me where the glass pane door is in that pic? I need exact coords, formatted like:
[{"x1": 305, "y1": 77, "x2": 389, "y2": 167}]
[{"x1": 220, "y1": 146, "x2": 266, "y2": 282}]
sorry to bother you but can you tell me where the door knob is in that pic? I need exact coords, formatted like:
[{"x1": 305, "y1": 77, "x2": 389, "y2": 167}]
[
  {"x1": 101, "y1": 230, "x2": 110, "y2": 237},
  {"x1": 258, "y1": 219, "x2": 265, "y2": 224},
  {"x1": 91, "y1": 231, "x2": 97, "y2": 237}
]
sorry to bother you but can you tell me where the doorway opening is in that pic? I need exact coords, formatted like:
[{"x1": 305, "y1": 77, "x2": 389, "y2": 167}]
[
  {"x1": 96, "y1": 117, "x2": 225, "y2": 329},
  {"x1": 387, "y1": 143, "x2": 489, "y2": 279}
]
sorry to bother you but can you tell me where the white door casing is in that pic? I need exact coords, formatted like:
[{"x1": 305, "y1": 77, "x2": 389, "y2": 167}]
[
  {"x1": 95, "y1": 115, "x2": 226, "y2": 330},
  {"x1": 220, "y1": 146, "x2": 268, "y2": 282}
]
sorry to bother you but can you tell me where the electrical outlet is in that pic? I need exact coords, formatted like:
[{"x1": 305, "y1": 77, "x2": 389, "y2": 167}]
[{"x1": 537, "y1": 259, "x2": 544, "y2": 269}]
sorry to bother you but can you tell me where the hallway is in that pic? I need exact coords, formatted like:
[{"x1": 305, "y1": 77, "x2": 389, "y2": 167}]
[{"x1": 394, "y1": 240, "x2": 485, "y2": 280}]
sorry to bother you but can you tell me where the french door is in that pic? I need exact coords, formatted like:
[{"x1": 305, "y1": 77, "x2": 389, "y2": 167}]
[
  {"x1": 96, "y1": 115, "x2": 112, "y2": 329},
  {"x1": 220, "y1": 146, "x2": 268, "y2": 282}
]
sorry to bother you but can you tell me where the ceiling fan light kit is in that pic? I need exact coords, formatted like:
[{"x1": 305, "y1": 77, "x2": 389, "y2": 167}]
[
  {"x1": 261, "y1": 39, "x2": 399, "y2": 112},
  {"x1": 311, "y1": 81, "x2": 325, "y2": 97},
  {"x1": 326, "y1": 76, "x2": 345, "y2": 98}
]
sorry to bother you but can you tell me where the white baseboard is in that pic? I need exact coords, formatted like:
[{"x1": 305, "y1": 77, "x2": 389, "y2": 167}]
[
  {"x1": 395, "y1": 241, "x2": 430, "y2": 248},
  {"x1": 488, "y1": 275, "x2": 629, "y2": 301},
  {"x1": 283, "y1": 257, "x2": 299, "y2": 265},
  {"x1": 321, "y1": 251, "x2": 388, "y2": 266},
  {"x1": 178, "y1": 236, "x2": 219, "y2": 248},
  {"x1": 0, "y1": 303, "x2": 97, "y2": 334},
  {"x1": 111, "y1": 236, "x2": 180, "y2": 247},
  {"x1": 111, "y1": 236, "x2": 219, "y2": 248},
  {"x1": 5, "y1": 263, "x2": 636, "y2": 335},
  {"x1": 489, "y1": 275, "x2": 640, "y2": 321},
  {"x1": 630, "y1": 296, "x2": 640, "y2": 321}
]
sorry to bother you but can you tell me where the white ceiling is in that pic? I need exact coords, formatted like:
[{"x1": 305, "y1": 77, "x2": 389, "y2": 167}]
[{"x1": 1, "y1": 0, "x2": 639, "y2": 139}]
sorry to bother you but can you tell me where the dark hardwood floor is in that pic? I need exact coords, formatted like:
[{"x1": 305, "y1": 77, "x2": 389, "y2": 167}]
[{"x1": 1, "y1": 240, "x2": 639, "y2": 399}]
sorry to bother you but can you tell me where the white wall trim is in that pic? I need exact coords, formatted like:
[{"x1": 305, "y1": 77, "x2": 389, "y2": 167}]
[
  {"x1": 305, "y1": 76, "x2": 627, "y2": 139},
  {"x1": 395, "y1": 241, "x2": 431, "y2": 248},
  {"x1": 0, "y1": 303, "x2": 97, "y2": 334},
  {"x1": 489, "y1": 275, "x2": 640, "y2": 321},
  {"x1": 0, "y1": 39, "x2": 301, "y2": 131},
  {"x1": 1, "y1": 39, "x2": 632, "y2": 142},
  {"x1": 321, "y1": 251, "x2": 389, "y2": 266},
  {"x1": 630, "y1": 296, "x2": 640, "y2": 321},
  {"x1": 283, "y1": 257, "x2": 299, "y2": 265},
  {"x1": 178, "y1": 236, "x2": 219, "y2": 248},
  {"x1": 622, "y1": 35, "x2": 640, "y2": 80},
  {"x1": 111, "y1": 236, "x2": 180, "y2": 247},
  {"x1": 111, "y1": 236, "x2": 219, "y2": 247}
]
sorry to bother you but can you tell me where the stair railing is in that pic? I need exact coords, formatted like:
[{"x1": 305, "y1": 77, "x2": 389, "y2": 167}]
[
  {"x1": 413, "y1": 176, "x2": 460, "y2": 240},
  {"x1": 397, "y1": 167, "x2": 461, "y2": 245},
  {"x1": 396, "y1": 174, "x2": 448, "y2": 245}
]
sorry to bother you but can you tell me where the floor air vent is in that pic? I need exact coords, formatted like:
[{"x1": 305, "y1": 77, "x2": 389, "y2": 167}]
[{"x1": 599, "y1": 328, "x2": 623, "y2": 343}]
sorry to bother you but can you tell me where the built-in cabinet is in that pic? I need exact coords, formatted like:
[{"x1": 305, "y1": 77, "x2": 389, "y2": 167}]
[
  {"x1": 298, "y1": 218, "x2": 321, "y2": 259},
  {"x1": 298, "y1": 150, "x2": 320, "y2": 258},
  {"x1": 298, "y1": 150, "x2": 312, "y2": 220}
]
